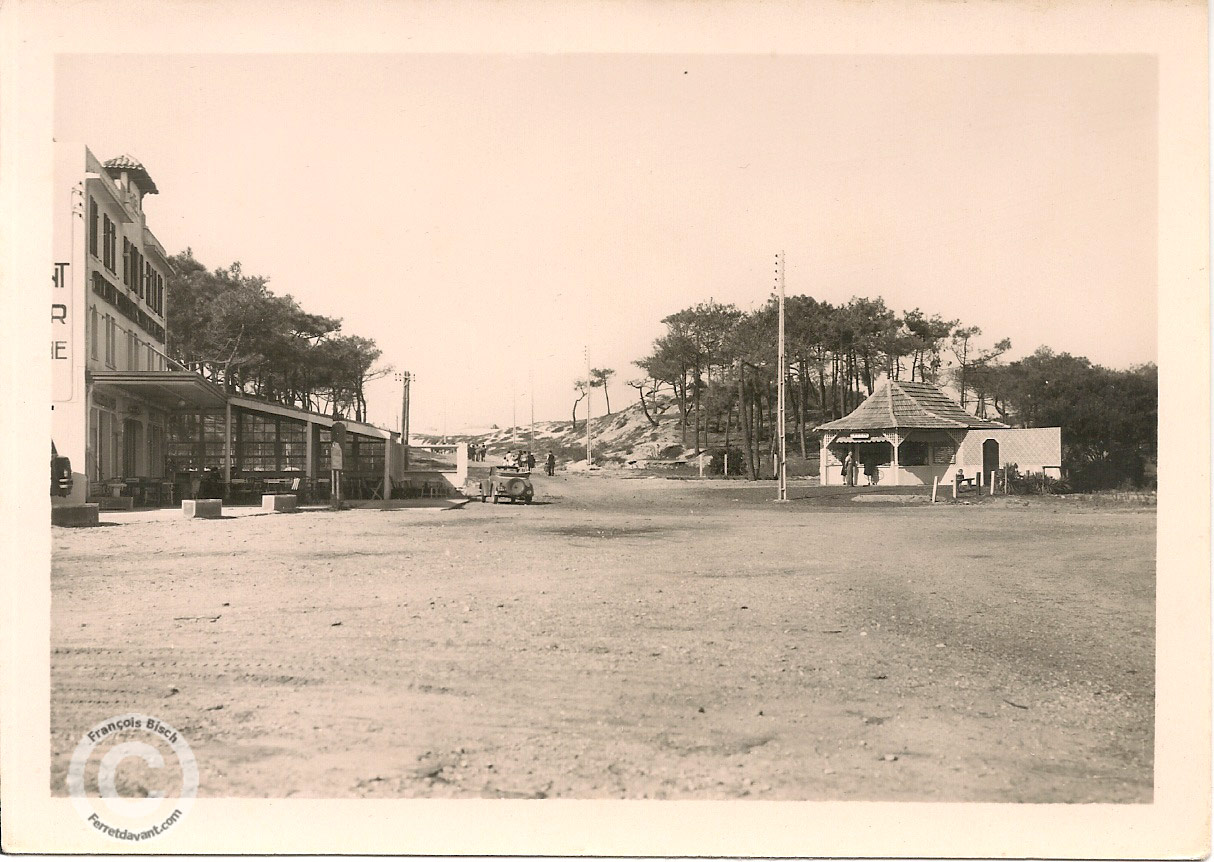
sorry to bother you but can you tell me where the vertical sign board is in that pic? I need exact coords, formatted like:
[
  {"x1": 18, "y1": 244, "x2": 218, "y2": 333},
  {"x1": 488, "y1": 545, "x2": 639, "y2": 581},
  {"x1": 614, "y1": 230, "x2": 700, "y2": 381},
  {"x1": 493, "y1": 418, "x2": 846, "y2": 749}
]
[
  {"x1": 52, "y1": 262, "x2": 72, "y2": 401},
  {"x1": 51, "y1": 158, "x2": 89, "y2": 506},
  {"x1": 329, "y1": 421, "x2": 346, "y2": 507}
]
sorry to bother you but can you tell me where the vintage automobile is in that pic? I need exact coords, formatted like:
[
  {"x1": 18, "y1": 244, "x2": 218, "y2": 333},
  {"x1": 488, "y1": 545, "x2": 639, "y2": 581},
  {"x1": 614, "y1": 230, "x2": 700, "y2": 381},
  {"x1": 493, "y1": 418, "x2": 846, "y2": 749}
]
[
  {"x1": 51, "y1": 441, "x2": 73, "y2": 498},
  {"x1": 479, "y1": 466, "x2": 534, "y2": 504}
]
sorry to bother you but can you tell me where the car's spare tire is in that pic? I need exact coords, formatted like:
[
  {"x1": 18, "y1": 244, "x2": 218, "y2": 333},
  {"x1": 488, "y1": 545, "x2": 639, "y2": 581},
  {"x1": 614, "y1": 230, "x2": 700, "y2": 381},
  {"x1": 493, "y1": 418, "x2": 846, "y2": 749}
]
[{"x1": 506, "y1": 478, "x2": 528, "y2": 496}]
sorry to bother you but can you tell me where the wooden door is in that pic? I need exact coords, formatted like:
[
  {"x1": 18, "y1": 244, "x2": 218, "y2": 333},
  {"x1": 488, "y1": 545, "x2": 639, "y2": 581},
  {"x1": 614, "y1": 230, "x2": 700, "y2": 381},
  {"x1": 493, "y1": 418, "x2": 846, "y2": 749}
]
[{"x1": 982, "y1": 438, "x2": 999, "y2": 482}]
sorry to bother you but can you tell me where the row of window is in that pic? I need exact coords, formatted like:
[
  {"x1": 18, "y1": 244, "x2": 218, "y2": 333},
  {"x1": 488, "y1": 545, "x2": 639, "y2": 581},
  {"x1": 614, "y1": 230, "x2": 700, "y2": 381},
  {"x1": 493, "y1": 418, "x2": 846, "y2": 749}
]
[
  {"x1": 832, "y1": 441, "x2": 957, "y2": 468},
  {"x1": 121, "y1": 237, "x2": 165, "y2": 315},
  {"x1": 88, "y1": 195, "x2": 164, "y2": 317},
  {"x1": 899, "y1": 441, "x2": 956, "y2": 466},
  {"x1": 165, "y1": 412, "x2": 386, "y2": 474},
  {"x1": 89, "y1": 304, "x2": 168, "y2": 371},
  {"x1": 92, "y1": 271, "x2": 166, "y2": 343}
]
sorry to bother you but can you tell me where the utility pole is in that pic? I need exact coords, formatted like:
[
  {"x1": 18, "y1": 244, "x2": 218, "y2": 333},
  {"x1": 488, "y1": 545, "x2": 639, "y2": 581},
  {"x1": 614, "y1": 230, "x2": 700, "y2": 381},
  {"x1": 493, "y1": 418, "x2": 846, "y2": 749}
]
[
  {"x1": 511, "y1": 382, "x2": 517, "y2": 448},
  {"x1": 584, "y1": 346, "x2": 593, "y2": 465},
  {"x1": 397, "y1": 371, "x2": 412, "y2": 470},
  {"x1": 776, "y1": 251, "x2": 788, "y2": 502},
  {"x1": 529, "y1": 367, "x2": 535, "y2": 450}
]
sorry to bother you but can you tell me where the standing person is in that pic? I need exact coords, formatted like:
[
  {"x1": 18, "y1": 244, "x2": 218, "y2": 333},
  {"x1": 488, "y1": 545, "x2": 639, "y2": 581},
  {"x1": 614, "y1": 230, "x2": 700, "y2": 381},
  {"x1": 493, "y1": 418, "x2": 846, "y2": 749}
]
[
  {"x1": 546, "y1": 452, "x2": 556, "y2": 476},
  {"x1": 526, "y1": 451, "x2": 536, "y2": 472},
  {"x1": 841, "y1": 451, "x2": 852, "y2": 486}
]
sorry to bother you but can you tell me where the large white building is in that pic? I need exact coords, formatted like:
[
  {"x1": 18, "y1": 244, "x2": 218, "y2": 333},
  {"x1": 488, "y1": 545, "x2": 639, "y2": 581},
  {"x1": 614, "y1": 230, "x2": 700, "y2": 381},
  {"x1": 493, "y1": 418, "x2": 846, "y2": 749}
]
[
  {"x1": 50, "y1": 144, "x2": 423, "y2": 516},
  {"x1": 51, "y1": 144, "x2": 228, "y2": 508}
]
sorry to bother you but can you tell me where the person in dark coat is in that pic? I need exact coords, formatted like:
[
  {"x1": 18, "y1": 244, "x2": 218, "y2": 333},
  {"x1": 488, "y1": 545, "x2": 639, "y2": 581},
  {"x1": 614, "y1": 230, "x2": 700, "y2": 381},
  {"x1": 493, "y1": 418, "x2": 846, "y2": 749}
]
[
  {"x1": 545, "y1": 452, "x2": 556, "y2": 476},
  {"x1": 526, "y1": 451, "x2": 536, "y2": 472}
]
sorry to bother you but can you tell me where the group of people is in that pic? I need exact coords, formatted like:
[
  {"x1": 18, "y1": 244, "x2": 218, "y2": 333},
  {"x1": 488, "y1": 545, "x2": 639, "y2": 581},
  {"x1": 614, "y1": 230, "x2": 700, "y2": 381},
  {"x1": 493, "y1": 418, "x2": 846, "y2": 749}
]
[
  {"x1": 840, "y1": 451, "x2": 880, "y2": 486},
  {"x1": 472, "y1": 443, "x2": 558, "y2": 476},
  {"x1": 498, "y1": 449, "x2": 558, "y2": 476},
  {"x1": 502, "y1": 450, "x2": 536, "y2": 472}
]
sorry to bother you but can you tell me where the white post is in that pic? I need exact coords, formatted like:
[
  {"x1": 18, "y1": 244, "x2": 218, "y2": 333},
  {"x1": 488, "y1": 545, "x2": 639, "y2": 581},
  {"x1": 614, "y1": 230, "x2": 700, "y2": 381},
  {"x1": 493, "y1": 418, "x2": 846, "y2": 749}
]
[
  {"x1": 698, "y1": 453, "x2": 704, "y2": 478},
  {"x1": 455, "y1": 441, "x2": 468, "y2": 486},
  {"x1": 931, "y1": 474, "x2": 938, "y2": 503},
  {"x1": 724, "y1": 453, "x2": 729, "y2": 477}
]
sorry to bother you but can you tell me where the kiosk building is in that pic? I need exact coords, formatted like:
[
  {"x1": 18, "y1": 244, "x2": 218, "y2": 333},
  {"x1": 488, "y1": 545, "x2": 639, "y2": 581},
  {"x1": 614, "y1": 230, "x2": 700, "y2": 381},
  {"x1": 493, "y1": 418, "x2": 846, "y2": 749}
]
[{"x1": 816, "y1": 379, "x2": 1062, "y2": 487}]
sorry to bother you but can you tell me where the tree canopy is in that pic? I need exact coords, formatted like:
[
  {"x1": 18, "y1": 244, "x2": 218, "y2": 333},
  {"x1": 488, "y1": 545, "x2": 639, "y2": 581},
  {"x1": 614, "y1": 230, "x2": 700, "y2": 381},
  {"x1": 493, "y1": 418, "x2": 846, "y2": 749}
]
[
  {"x1": 166, "y1": 250, "x2": 390, "y2": 422},
  {"x1": 632, "y1": 294, "x2": 1155, "y2": 489}
]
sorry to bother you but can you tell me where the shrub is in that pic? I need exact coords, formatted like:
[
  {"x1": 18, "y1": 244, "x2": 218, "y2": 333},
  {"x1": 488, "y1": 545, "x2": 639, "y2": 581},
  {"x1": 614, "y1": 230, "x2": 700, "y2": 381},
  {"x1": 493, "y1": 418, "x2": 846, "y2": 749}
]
[
  {"x1": 659, "y1": 444, "x2": 684, "y2": 459},
  {"x1": 1006, "y1": 463, "x2": 1070, "y2": 495}
]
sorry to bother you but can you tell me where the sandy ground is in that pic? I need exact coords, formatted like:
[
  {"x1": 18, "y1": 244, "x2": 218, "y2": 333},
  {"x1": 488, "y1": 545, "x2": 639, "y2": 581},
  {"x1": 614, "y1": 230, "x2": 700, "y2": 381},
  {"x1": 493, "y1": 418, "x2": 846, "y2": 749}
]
[{"x1": 51, "y1": 474, "x2": 1154, "y2": 801}]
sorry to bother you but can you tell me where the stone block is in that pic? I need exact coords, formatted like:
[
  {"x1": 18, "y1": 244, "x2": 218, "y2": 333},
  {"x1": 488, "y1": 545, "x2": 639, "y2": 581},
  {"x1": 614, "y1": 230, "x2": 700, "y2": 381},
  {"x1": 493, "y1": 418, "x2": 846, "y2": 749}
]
[
  {"x1": 262, "y1": 494, "x2": 298, "y2": 513},
  {"x1": 182, "y1": 498, "x2": 223, "y2": 519},
  {"x1": 97, "y1": 496, "x2": 134, "y2": 511},
  {"x1": 51, "y1": 504, "x2": 100, "y2": 527}
]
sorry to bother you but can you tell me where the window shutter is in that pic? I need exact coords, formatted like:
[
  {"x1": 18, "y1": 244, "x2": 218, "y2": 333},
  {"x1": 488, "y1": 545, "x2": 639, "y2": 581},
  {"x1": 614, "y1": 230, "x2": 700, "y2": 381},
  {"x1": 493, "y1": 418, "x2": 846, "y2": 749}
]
[{"x1": 89, "y1": 198, "x2": 98, "y2": 256}]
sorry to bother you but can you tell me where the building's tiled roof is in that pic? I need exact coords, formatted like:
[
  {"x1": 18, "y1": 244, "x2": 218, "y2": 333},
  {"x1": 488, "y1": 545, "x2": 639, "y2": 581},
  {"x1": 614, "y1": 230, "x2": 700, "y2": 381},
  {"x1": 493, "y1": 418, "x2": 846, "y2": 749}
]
[
  {"x1": 103, "y1": 154, "x2": 159, "y2": 194},
  {"x1": 817, "y1": 380, "x2": 1007, "y2": 432}
]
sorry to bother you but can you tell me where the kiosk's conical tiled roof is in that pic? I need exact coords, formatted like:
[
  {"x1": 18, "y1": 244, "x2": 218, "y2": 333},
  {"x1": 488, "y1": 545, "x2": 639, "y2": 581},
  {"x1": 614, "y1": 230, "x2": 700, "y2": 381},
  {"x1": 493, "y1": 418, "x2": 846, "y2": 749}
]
[{"x1": 816, "y1": 380, "x2": 1007, "y2": 432}]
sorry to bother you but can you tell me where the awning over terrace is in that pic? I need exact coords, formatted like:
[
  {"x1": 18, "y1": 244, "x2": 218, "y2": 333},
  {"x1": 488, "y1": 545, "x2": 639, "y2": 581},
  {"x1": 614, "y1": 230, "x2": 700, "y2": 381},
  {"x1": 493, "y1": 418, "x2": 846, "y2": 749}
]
[
  {"x1": 92, "y1": 370, "x2": 229, "y2": 411},
  {"x1": 226, "y1": 395, "x2": 393, "y2": 440}
]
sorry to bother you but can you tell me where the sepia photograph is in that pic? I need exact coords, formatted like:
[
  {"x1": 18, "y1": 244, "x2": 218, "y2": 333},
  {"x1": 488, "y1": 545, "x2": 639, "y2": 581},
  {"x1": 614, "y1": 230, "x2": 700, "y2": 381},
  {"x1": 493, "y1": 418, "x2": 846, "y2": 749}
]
[{"x1": 2, "y1": 0, "x2": 1208, "y2": 856}]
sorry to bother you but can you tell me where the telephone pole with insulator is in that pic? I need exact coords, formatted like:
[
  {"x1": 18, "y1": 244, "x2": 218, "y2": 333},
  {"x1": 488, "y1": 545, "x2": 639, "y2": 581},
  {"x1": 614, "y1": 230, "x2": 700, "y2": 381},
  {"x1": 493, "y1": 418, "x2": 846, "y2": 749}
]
[{"x1": 776, "y1": 251, "x2": 788, "y2": 502}]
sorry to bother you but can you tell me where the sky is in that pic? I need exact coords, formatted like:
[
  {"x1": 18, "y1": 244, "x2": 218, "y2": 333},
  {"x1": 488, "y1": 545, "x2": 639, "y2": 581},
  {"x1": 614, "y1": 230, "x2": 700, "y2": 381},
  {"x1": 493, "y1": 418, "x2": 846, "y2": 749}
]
[{"x1": 55, "y1": 54, "x2": 1157, "y2": 434}]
